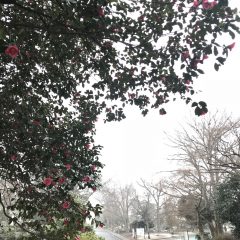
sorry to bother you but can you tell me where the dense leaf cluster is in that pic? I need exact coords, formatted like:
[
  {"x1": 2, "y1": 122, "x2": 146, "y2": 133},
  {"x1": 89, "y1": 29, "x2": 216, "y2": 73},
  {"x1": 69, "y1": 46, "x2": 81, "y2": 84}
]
[{"x1": 216, "y1": 173, "x2": 240, "y2": 239}]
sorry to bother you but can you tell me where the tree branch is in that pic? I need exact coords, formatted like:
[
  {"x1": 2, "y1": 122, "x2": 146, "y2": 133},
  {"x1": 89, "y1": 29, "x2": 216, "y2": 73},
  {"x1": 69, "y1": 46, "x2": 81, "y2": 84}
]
[{"x1": 0, "y1": 192, "x2": 40, "y2": 239}]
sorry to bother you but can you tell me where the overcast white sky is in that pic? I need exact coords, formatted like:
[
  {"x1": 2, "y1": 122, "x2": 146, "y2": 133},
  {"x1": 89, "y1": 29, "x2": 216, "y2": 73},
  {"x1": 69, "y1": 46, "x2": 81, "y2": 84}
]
[{"x1": 94, "y1": 0, "x2": 240, "y2": 186}]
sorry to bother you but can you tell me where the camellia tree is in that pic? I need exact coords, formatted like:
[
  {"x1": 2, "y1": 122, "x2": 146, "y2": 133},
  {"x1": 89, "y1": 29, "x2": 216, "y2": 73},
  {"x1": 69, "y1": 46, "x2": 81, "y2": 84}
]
[
  {"x1": 0, "y1": 92, "x2": 104, "y2": 239},
  {"x1": 0, "y1": 0, "x2": 239, "y2": 239}
]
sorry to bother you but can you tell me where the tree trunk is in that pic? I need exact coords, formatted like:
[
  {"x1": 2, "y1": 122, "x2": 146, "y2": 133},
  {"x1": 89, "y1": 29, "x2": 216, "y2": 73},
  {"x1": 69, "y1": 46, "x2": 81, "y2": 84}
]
[
  {"x1": 125, "y1": 217, "x2": 129, "y2": 232},
  {"x1": 146, "y1": 222, "x2": 150, "y2": 239},
  {"x1": 197, "y1": 211, "x2": 208, "y2": 240},
  {"x1": 214, "y1": 211, "x2": 223, "y2": 237},
  {"x1": 156, "y1": 207, "x2": 160, "y2": 232},
  {"x1": 208, "y1": 221, "x2": 215, "y2": 239}
]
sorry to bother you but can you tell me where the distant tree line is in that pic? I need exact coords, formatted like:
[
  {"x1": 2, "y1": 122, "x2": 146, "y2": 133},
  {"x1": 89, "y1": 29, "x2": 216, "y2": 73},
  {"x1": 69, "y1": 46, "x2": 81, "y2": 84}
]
[{"x1": 99, "y1": 113, "x2": 240, "y2": 240}]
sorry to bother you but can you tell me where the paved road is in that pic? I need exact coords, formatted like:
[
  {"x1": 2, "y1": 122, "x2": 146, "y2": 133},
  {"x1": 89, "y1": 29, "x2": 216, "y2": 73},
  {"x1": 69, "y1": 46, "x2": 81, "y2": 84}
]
[{"x1": 96, "y1": 229, "x2": 128, "y2": 240}]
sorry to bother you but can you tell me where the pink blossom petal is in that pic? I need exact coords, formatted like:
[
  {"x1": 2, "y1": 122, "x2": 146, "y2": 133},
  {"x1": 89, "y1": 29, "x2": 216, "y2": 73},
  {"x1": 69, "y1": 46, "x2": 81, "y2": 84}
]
[
  {"x1": 82, "y1": 176, "x2": 91, "y2": 183},
  {"x1": 193, "y1": 0, "x2": 199, "y2": 7},
  {"x1": 65, "y1": 164, "x2": 72, "y2": 170},
  {"x1": 43, "y1": 177, "x2": 52, "y2": 186},
  {"x1": 10, "y1": 155, "x2": 17, "y2": 161},
  {"x1": 227, "y1": 42, "x2": 236, "y2": 51},
  {"x1": 62, "y1": 201, "x2": 70, "y2": 209},
  {"x1": 58, "y1": 177, "x2": 65, "y2": 185},
  {"x1": 5, "y1": 45, "x2": 19, "y2": 58},
  {"x1": 182, "y1": 51, "x2": 190, "y2": 60},
  {"x1": 202, "y1": 55, "x2": 208, "y2": 60}
]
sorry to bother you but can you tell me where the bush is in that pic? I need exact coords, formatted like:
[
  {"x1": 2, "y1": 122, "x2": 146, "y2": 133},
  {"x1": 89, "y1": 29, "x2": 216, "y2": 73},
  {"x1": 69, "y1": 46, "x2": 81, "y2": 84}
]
[
  {"x1": 11, "y1": 230, "x2": 104, "y2": 240},
  {"x1": 80, "y1": 232, "x2": 104, "y2": 240}
]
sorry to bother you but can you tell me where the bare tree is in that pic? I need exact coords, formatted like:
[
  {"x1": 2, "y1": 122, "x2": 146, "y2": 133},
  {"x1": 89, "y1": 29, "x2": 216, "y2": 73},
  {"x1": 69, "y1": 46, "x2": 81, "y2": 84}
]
[
  {"x1": 167, "y1": 113, "x2": 239, "y2": 239},
  {"x1": 100, "y1": 183, "x2": 136, "y2": 232},
  {"x1": 138, "y1": 179, "x2": 165, "y2": 232},
  {"x1": 167, "y1": 169, "x2": 212, "y2": 239},
  {"x1": 131, "y1": 193, "x2": 155, "y2": 239},
  {"x1": 216, "y1": 118, "x2": 240, "y2": 171}
]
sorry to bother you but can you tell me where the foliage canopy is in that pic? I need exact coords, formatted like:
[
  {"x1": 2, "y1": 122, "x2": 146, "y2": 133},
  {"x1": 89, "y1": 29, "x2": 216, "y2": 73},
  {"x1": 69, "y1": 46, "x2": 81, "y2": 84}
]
[
  {"x1": 0, "y1": 0, "x2": 239, "y2": 238},
  {"x1": 216, "y1": 173, "x2": 240, "y2": 239}
]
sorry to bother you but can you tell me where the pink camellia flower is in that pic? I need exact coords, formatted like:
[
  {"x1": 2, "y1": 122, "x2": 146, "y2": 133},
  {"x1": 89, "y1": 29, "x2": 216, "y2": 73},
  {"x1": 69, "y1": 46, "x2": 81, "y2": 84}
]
[
  {"x1": 159, "y1": 108, "x2": 166, "y2": 115},
  {"x1": 202, "y1": 0, "x2": 216, "y2": 9},
  {"x1": 97, "y1": 6, "x2": 104, "y2": 17},
  {"x1": 60, "y1": 143, "x2": 66, "y2": 149},
  {"x1": 43, "y1": 177, "x2": 52, "y2": 186},
  {"x1": 193, "y1": 0, "x2": 199, "y2": 7},
  {"x1": 128, "y1": 93, "x2": 136, "y2": 99},
  {"x1": 130, "y1": 67, "x2": 136, "y2": 75},
  {"x1": 62, "y1": 201, "x2": 70, "y2": 209},
  {"x1": 202, "y1": 3, "x2": 210, "y2": 9},
  {"x1": 5, "y1": 44, "x2": 19, "y2": 58},
  {"x1": 92, "y1": 187, "x2": 97, "y2": 192},
  {"x1": 64, "y1": 150, "x2": 71, "y2": 157},
  {"x1": 202, "y1": 0, "x2": 210, "y2": 9},
  {"x1": 32, "y1": 119, "x2": 41, "y2": 126},
  {"x1": 112, "y1": 28, "x2": 120, "y2": 33},
  {"x1": 91, "y1": 165, "x2": 96, "y2": 171},
  {"x1": 85, "y1": 144, "x2": 91, "y2": 149},
  {"x1": 10, "y1": 155, "x2": 17, "y2": 161},
  {"x1": 63, "y1": 218, "x2": 69, "y2": 226},
  {"x1": 82, "y1": 176, "x2": 91, "y2": 183},
  {"x1": 75, "y1": 236, "x2": 81, "y2": 240},
  {"x1": 227, "y1": 42, "x2": 235, "y2": 51},
  {"x1": 65, "y1": 163, "x2": 72, "y2": 170},
  {"x1": 210, "y1": 0, "x2": 217, "y2": 8},
  {"x1": 202, "y1": 54, "x2": 209, "y2": 60},
  {"x1": 25, "y1": 51, "x2": 31, "y2": 58},
  {"x1": 138, "y1": 15, "x2": 144, "y2": 21},
  {"x1": 182, "y1": 51, "x2": 190, "y2": 60},
  {"x1": 193, "y1": 59, "x2": 202, "y2": 68},
  {"x1": 48, "y1": 123, "x2": 54, "y2": 129},
  {"x1": 58, "y1": 177, "x2": 65, "y2": 185},
  {"x1": 185, "y1": 80, "x2": 191, "y2": 85}
]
